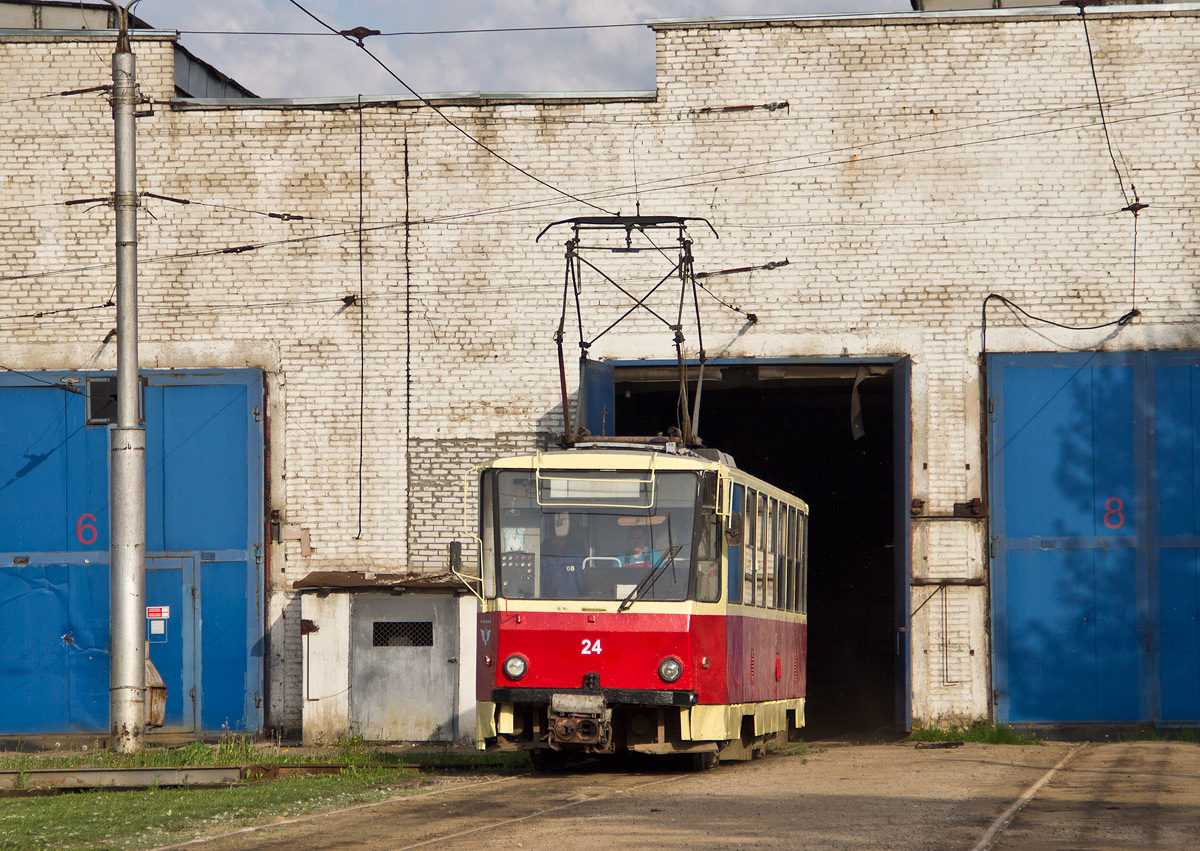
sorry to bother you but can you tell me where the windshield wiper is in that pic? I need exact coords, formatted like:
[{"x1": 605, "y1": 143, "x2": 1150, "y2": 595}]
[{"x1": 618, "y1": 542, "x2": 684, "y2": 612}]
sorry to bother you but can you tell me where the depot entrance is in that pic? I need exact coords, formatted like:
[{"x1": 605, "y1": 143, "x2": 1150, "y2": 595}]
[{"x1": 581, "y1": 359, "x2": 911, "y2": 737}]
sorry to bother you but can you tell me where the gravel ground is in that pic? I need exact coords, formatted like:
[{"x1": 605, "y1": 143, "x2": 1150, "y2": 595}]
[{"x1": 155, "y1": 741, "x2": 1092, "y2": 850}]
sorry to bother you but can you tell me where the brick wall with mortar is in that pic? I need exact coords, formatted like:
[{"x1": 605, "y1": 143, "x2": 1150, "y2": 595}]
[{"x1": 2, "y1": 7, "x2": 1198, "y2": 731}]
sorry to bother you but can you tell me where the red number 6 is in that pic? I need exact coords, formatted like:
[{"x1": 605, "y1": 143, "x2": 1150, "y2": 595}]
[
  {"x1": 1103, "y1": 498, "x2": 1125, "y2": 530},
  {"x1": 76, "y1": 513, "x2": 98, "y2": 545}
]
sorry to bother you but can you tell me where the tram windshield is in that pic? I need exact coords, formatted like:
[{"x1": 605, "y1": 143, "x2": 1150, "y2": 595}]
[{"x1": 487, "y1": 469, "x2": 713, "y2": 602}]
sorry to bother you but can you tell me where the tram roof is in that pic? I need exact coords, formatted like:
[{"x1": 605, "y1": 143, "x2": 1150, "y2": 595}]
[
  {"x1": 486, "y1": 444, "x2": 722, "y2": 472},
  {"x1": 483, "y1": 443, "x2": 807, "y2": 509}
]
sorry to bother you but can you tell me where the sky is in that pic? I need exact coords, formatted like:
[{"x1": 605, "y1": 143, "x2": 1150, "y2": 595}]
[{"x1": 133, "y1": 1, "x2": 914, "y2": 99}]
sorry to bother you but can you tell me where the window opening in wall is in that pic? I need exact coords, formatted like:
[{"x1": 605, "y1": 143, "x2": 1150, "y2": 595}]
[
  {"x1": 86, "y1": 377, "x2": 117, "y2": 425},
  {"x1": 373, "y1": 621, "x2": 434, "y2": 647},
  {"x1": 86, "y1": 375, "x2": 145, "y2": 425}
]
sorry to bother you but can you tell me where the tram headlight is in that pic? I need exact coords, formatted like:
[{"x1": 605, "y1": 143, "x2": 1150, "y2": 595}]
[
  {"x1": 658, "y1": 656, "x2": 683, "y2": 684},
  {"x1": 503, "y1": 654, "x2": 528, "y2": 681}
]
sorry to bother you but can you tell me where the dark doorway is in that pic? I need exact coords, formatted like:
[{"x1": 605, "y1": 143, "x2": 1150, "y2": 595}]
[{"x1": 613, "y1": 362, "x2": 902, "y2": 738}]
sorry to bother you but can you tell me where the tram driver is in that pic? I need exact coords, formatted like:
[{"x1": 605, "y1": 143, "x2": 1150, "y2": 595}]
[{"x1": 622, "y1": 525, "x2": 662, "y2": 569}]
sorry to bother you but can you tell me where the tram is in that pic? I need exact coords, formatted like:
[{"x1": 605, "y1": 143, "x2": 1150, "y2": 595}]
[{"x1": 458, "y1": 437, "x2": 809, "y2": 768}]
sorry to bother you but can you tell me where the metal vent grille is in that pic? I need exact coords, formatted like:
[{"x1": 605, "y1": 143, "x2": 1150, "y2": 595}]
[{"x1": 372, "y1": 621, "x2": 433, "y2": 647}]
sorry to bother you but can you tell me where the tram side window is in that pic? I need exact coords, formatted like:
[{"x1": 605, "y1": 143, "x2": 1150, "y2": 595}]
[
  {"x1": 764, "y1": 498, "x2": 776, "y2": 609},
  {"x1": 727, "y1": 484, "x2": 744, "y2": 604},
  {"x1": 480, "y1": 471, "x2": 497, "y2": 598},
  {"x1": 799, "y1": 510, "x2": 809, "y2": 615},
  {"x1": 744, "y1": 490, "x2": 757, "y2": 605},
  {"x1": 786, "y1": 506, "x2": 798, "y2": 612},
  {"x1": 755, "y1": 494, "x2": 768, "y2": 607},
  {"x1": 776, "y1": 503, "x2": 787, "y2": 610},
  {"x1": 781, "y1": 505, "x2": 792, "y2": 611},
  {"x1": 695, "y1": 500, "x2": 721, "y2": 603},
  {"x1": 496, "y1": 472, "x2": 540, "y2": 598}
]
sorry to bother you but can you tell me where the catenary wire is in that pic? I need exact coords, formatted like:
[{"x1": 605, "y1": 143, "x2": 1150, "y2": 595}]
[
  {"x1": 10, "y1": 85, "x2": 1197, "y2": 225},
  {"x1": 5, "y1": 96, "x2": 1192, "y2": 284},
  {"x1": 1076, "y1": 6, "x2": 1132, "y2": 207},
  {"x1": 0, "y1": 84, "x2": 110, "y2": 108},
  {"x1": 0, "y1": 201, "x2": 1166, "y2": 291},
  {"x1": 0, "y1": 362, "x2": 85, "y2": 393},
  {"x1": 177, "y1": 22, "x2": 647, "y2": 37},
  {"x1": 284, "y1": 0, "x2": 615, "y2": 216}
]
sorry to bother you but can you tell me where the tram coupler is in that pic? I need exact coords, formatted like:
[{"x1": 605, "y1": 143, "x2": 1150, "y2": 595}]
[{"x1": 548, "y1": 693, "x2": 612, "y2": 750}]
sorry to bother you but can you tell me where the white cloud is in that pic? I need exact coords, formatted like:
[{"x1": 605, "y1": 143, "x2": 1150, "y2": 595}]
[{"x1": 146, "y1": 0, "x2": 912, "y2": 98}]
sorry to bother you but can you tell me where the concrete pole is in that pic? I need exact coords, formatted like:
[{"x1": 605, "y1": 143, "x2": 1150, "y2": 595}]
[{"x1": 108, "y1": 17, "x2": 146, "y2": 753}]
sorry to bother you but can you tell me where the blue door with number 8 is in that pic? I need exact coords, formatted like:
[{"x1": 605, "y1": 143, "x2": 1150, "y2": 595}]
[{"x1": 990, "y1": 352, "x2": 1200, "y2": 724}]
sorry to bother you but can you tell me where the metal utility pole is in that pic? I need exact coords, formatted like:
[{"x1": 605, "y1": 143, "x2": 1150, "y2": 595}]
[{"x1": 105, "y1": 0, "x2": 145, "y2": 753}]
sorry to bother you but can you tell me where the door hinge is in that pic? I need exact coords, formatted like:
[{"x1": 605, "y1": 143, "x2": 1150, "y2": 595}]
[
  {"x1": 252, "y1": 405, "x2": 262, "y2": 422},
  {"x1": 189, "y1": 687, "x2": 197, "y2": 706}
]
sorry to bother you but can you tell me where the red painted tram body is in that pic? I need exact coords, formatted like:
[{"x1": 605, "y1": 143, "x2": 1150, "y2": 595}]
[{"x1": 461, "y1": 441, "x2": 809, "y2": 765}]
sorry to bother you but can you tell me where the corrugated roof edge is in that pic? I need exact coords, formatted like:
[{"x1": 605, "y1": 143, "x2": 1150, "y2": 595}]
[
  {"x1": 173, "y1": 38, "x2": 257, "y2": 99},
  {"x1": 647, "y1": 2, "x2": 1200, "y2": 27}
]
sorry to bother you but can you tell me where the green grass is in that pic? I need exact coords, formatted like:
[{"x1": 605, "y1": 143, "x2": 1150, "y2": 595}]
[
  {"x1": 0, "y1": 736, "x2": 532, "y2": 850},
  {"x1": 0, "y1": 768, "x2": 430, "y2": 851},
  {"x1": 766, "y1": 741, "x2": 823, "y2": 764},
  {"x1": 0, "y1": 738, "x2": 312, "y2": 772},
  {"x1": 909, "y1": 722, "x2": 1042, "y2": 745},
  {"x1": 0, "y1": 736, "x2": 529, "y2": 773}
]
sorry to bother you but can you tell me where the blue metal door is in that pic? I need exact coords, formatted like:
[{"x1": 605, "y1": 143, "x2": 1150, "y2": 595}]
[
  {"x1": 1148, "y1": 354, "x2": 1200, "y2": 723},
  {"x1": 145, "y1": 555, "x2": 198, "y2": 731},
  {"x1": 990, "y1": 352, "x2": 1200, "y2": 724},
  {"x1": 143, "y1": 375, "x2": 264, "y2": 731},
  {"x1": 0, "y1": 370, "x2": 264, "y2": 734},
  {"x1": 579, "y1": 360, "x2": 615, "y2": 437}
]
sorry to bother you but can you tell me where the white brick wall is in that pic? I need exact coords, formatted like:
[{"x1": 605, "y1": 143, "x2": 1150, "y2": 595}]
[{"x1": 3, "y1": 7, "x2": 1198, "y2": 731}]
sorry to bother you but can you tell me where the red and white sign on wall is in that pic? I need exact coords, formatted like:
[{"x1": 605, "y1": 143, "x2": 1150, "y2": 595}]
[{"x1": 146, "y1": 606, "x2": 170, "y2": 620}]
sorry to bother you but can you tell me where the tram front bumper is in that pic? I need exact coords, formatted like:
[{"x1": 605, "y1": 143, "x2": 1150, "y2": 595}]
[
  {"x1": 548, "y1": 693, "x2": 612, "y2": 749},
  {"x1": 491, "y1": 687, "x2": 698, "y2": 706}
]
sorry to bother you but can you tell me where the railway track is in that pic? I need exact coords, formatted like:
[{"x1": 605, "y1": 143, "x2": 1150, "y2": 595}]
[{"x1": 150, "y1": 762, "x2": 694, "y2": 851}]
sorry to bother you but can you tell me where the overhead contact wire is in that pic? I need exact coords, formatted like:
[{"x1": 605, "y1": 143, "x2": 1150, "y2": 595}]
[
  {"x1": 1077, "y1": 6, "x2": 1131, "y2": 206},
  {"x1": 284, "y1": 0, "x2": 615, "y2": 215}
]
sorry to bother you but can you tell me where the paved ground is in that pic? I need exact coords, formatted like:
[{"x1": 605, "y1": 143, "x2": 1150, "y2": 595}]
[
  {"x1": 158, "y1": 741, "x2": 1200, "y2": 851},
  {"x1": 991, "y1": 741, "x2": 1200, "y2": 850}
]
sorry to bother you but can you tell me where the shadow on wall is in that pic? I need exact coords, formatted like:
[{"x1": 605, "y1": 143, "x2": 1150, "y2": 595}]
[
  {"x1": 536, "y1": 397, "x2": 573, "y2": 447},
  {"x1": 999, "y1": 358, "x2": 1139, "y2": 723},
  {"x1": 266, "y1": 590, "x2": 304, "y2": 740}
]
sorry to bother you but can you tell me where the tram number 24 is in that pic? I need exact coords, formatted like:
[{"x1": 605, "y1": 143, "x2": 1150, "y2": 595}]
[{"x1": 581, "y1": 639, "x2": 603, "y2": 655}]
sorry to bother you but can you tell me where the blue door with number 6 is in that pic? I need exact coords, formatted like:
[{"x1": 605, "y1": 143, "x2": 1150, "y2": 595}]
[{"x1": 0, "y1": 369, "x2": 264, "y2": 734}]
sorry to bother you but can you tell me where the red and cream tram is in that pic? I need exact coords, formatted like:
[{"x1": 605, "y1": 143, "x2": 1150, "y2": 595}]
[{"x1": 461, "y1": 438, "x2": 809, "y2": 767}]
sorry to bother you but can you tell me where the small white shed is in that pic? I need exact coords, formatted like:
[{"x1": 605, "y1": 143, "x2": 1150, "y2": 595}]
[{"x1": 296, "y1": 572, "x2": 477, "y2": 744}]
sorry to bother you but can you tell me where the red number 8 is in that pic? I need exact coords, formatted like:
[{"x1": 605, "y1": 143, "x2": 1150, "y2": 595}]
[{"x1": 1103, "y1": 498, "x2": 1125, "y2": 530}]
